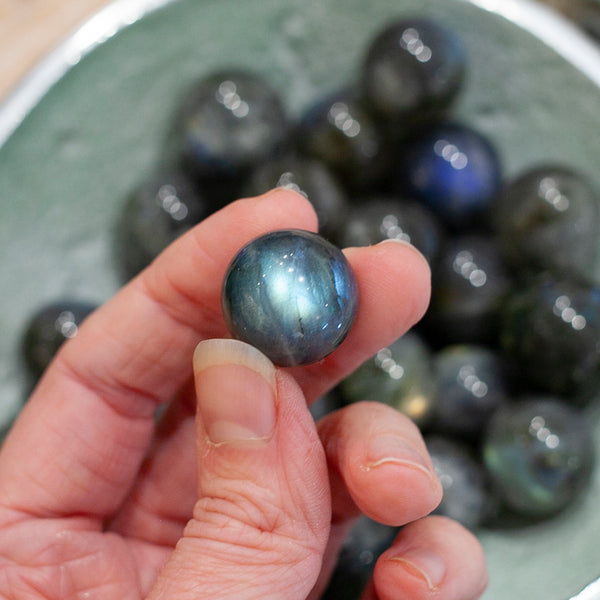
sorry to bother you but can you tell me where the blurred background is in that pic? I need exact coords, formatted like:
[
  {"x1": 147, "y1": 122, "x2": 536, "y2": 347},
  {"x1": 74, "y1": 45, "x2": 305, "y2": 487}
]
[{"x1": 0, "y1": 0, "x2": 599, "y2": 103}]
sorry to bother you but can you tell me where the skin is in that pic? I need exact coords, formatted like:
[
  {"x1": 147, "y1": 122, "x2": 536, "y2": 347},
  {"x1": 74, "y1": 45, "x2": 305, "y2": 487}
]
[{"x1": 0, "y1": 189, "x2": 487, "y2": 599}]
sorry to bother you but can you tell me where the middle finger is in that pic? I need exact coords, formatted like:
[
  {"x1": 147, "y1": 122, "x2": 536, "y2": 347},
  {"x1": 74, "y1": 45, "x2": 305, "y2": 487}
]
[
  {"x1": 317, "y1": 400, "x2": 442, "y2": 526},
  {"x1": 308, "y1": 400, "x2": 442, "y2": 599}
]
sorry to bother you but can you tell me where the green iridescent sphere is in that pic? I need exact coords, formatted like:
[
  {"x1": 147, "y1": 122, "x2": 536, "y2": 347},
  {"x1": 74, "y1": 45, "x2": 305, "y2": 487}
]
[
  {"x1": 340, "y1": 332, "x2": 437, "y2": 427},
  {"x1": 483, "y1": 397, "x2": 595, "y2": 518}
]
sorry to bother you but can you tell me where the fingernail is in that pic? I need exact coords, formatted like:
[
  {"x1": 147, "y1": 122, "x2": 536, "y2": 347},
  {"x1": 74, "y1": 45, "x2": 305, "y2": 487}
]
[
  {"x1": 389, "y1": 547, "x2": 446, "y2": 590},
  {"x1": 193, "y1": 339, "x2": 276, "y2": 445},
  {"x1": 363, "y1": 435, "x2": 434, "y2": 480}
]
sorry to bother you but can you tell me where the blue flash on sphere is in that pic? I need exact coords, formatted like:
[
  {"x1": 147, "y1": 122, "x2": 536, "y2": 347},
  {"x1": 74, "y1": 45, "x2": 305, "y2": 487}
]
[
  {"x1": 401, "y1": 122, "x2": 502, "y2": 229},
  {"x1": 222, "y1": 229, "x2": 358, "y2": 366}
]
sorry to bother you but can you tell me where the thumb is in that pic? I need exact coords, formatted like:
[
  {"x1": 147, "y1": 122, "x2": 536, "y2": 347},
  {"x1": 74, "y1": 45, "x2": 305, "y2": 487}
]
[{"x1": 147, "y1": 339, "x2": 331, "y2": 600}]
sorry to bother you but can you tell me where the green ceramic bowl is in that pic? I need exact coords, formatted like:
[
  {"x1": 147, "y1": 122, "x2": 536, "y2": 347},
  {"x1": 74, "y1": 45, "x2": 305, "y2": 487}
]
[{"x1": 1, "y1": 0, "x2": 600, "y2": 597}]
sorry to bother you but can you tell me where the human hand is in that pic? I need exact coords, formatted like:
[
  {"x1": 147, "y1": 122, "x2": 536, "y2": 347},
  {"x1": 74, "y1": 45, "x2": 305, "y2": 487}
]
[{"x1": 0, "y1": 189, "x2": 487, "y2": 599}]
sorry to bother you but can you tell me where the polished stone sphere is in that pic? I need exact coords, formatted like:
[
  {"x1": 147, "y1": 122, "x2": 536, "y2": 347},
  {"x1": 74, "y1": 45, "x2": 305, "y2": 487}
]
[
  {"x1": 22, "y1": 299, "x2": 98, "y2": 379},
  {"x1": 361, "y1": 18, "x2": 466, "y2": 128},
  {"x1": 321, "y1": 515, "x2": 399, "y2": 600},
  {"x1": 175, "y1": 70, "x2": 289, "y2": 179},
  {"x1": 493, "y1": 165, "x2": 600, "y2": 284},
  {"x1": 339, "y1": 331, "x2": 437, "y2": 427},
  {"x1": 339, "y1": 196, "x2": 444, "y2": 263},
  {"x1": 222, "y1": 229, "x2": 358, "y2": 366},
  {"x1": 483, "y1": 397, "x2": 595, "y2": 518},
  {"x1": 296, "y1": 89, "x2": 388, "y2": 191},
  {"x1": 500, "y1": 275, "x2": 600, "y2": 403},
  {"x1": 426, "y1": 435, "x2": 493, "y2": 529},
  {"x1": 424, "y1": 234, "x2": 512, "y2": 347},
  {"x1": 397, "y1": 122, "x2": 502, "y2": 229},
  {"x1": 432, "y1": 344, "x2": 509, "y2": 438},
  {"x1": 243, "y1": 155, "x2": 349, "y2": 242},
  {"x1": 117, "y1": 167, "x2": 210, "y2": 280}
]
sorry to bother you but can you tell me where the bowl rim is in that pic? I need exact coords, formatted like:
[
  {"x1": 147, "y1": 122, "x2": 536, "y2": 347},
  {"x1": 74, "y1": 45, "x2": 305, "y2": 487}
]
[{"x1": 0, "y1": 0, "x2": 599, "y2": 146}]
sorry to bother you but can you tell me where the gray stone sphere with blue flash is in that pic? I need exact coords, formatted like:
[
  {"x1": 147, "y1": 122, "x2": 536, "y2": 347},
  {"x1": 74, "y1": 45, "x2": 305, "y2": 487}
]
[{"x1": 222, "y1": 229, "x2": 358, "y2": 366}]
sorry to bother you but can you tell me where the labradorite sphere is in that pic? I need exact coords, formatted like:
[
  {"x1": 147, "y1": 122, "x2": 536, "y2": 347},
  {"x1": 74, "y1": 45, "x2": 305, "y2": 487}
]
[
  {"x1": 339, "y1": 331, "x2": 437, "y2": 427},
  {"x1": 398, "y1": 122, "x2": 502, "y2": 229},
  {"x1": 297, "y1": 89, "x2": 388, "y2": 190},
  {"x1": 243, "y1": 156, "x2": 349, "y2": 242},
  {"x1": 426, "y1": 435, "x2": 493, "y2": 530},
  {"x1": 222, "y1": 229, "x2": 358, "y2": 366},
  {"x1": 117, "y1": 167, "x2": 210, "y2": 280},
  {"x1": 493, "y1": 165, "x2": 600, "y2": 284},
  {"x1": 483, "y1": 397, "x2": 595, "y2": 518},
  {"x1": 432, "y1": 344, "x2": 509, "y2": 438},
  {"x1": 22, "y1": 300, "x2": 98, "y2": 379},
  {"x1": 339, "y1": 197, "x2": 444, "y2": 264},
  {"x1": 425, "y1": 234, "x2": 512, "y2": 347},
  {"x1": 500, "y1": 275, "x2": 600, "y2": 402},
  {"x1": 176, "y1": 70, "x2": 289, "y2": 179},
  {"x1": 361, "y1": 18, "x2": 467, "y2": 127}
]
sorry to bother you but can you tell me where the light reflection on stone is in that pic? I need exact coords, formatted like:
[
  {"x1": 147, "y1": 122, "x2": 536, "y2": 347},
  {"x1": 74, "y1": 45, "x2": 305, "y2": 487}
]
[
  {"x1": 327, "y1": 102, "x2": 361, "y2": 138},
  {"x1": 433, "y1": 138, "x2": 468, "y2": 169},
  {"x1": 457, "y1": 364, "x2": 489, "y2": 398},
  {"x1": 216, "y1": 80, "x2": 250, "y2": 117},
  {"x1": 452, "y1": 250, "x2": 487, "y2": 288},
  {"x1": 552, "y1": 294, "x2": 587, "y2": 330},
  {"x1": 375, "y1": 348, "x2": 405, "y2": 380},
  {"x1": 529, "y1": 415, "x2": 560, "y2": 449},
  {"x1": 55, "y1": 311, "x2": 78, "y2": 338},
  {"x1": 156, "y1": 184, "x2": 189, "y2": 221},
  {"x1": 539, "y1": 176, "x2": 569, "y2": 212},
  {"x1": 379, "y1": 214, "x2": 410, "y2": 242},
  {"x1": 400, "y1": 27, "x2": 433, "y2": 63}
]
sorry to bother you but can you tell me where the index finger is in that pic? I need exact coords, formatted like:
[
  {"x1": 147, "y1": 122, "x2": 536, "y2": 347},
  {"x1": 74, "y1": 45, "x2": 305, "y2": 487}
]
[{"x1": 0, "y1": 189, "x2": 317, "y2": 522}]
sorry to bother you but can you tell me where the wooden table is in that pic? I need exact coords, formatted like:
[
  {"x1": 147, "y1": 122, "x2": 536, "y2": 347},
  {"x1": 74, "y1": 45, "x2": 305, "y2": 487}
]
[
  {"x1": 0, "y1": 0, "x2": 596, "y2": 103},
  {"x1": 0, "y1": 0, "x2": 113, "y2": 101}
]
